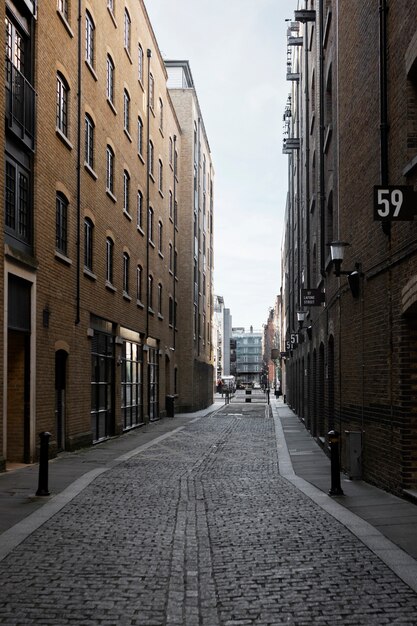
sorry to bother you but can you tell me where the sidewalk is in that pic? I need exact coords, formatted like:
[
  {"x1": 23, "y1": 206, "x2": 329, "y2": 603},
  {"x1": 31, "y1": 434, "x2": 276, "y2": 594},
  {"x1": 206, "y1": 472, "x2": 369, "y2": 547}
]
[{"x1": 270, "y1": 397, "x2": 417, "y2": 562}]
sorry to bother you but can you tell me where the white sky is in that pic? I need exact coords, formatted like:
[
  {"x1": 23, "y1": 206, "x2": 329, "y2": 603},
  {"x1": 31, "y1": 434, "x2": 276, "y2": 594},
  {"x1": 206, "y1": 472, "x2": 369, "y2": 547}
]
[{"x1": 146, "y1": 0, "x2": 297, "y2": 330}]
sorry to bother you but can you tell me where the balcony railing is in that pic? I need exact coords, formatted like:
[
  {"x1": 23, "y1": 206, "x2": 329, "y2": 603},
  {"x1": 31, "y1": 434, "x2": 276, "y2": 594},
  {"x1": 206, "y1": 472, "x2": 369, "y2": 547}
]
[{"x1": 5, "y1": 58, "x2": 35, "y2": 150}]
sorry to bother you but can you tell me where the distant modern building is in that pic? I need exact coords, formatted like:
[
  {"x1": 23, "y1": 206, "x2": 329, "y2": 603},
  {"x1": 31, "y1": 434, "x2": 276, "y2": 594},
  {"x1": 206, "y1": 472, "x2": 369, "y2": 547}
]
[
  {"x1": 231, "y1": 327, "x2": 263, "y2": 387},
  {"x1": 223, "y1": 308, "x2": 232, "y2": 376}
]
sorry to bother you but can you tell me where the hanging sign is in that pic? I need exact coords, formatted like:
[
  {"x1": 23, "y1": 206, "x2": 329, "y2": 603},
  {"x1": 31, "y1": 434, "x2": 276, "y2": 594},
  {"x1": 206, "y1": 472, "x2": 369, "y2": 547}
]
[{"x1": 301, "y1": 289, "x2": 324, "y2": 307}]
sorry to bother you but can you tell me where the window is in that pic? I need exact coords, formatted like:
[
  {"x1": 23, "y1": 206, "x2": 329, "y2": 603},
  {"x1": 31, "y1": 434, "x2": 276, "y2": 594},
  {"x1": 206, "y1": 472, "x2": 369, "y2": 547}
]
[
  {"x1": 138, "y1": 44, "x2": 144, "y2": 83},
  {"x1": 148, "y1": 274, "x2": 153, "y2": 310},
  {"x1": 123, "y1": 170, "x2": 130, "y2": 214},
  {"x1": 106, "y1": 237, "x2": 114, "y2": 283},
  {"x1": 158, "y1": 283, "x2": 162, "y2": 315},
  {"x1": 169, "y1": 190, "x2": 173, "y2": 220},
  {"x1": 158, "y1": 221, "x2": 163, "y2": 254},
  {"x1": 158, "y1": 159, "x2": 163, "y2": 193},
  {"x1": 136, "y1": 265, "x2": 143, "y2": 302},
  {"x1": 58, "y1": 0, "x2": 68, "y2": 20},
  {"x1": 174, "y1": 249, "x2": 178, "y2": 277},
  {"x1": 85, "y1": 11, "x2": 95, "y2": 68},
  {"x1": 106, "y1": 145, "x2": 114, "y2": 194},
  {"x1": 84, "y1": 218, "x2": 93, "y2": 271},
  {"x1": 85, "y1": 114, "x2": 94, "y2": 169},
  {"x1": 137, "y1": 190, "x2": 143, "y2": 230},
  {"x1": 148, "y1": 140, "x2": 154, "y2": 176},
  {"x1": 121, "y1": 340, "x2": 143, "y2": 430},
  {"x1": 174, "y1": 200, "x2": 178, "y2": 227},
  {"x1": 169, "y1": 243, "x2": 173, "y2": 273},
  {"x1": 56, "y1": 192, "x2": 68, "y2": 255},
  {"x1": 106, "y1": 55, "x2": 114, "y2": 104},
  {"x1": 56, "y1": 73, "x2": 69, "y2": 136},
  {"x1": 123, "y1": 88, "x2": 130, "y2": 134},
  {"x1": 149, "y1": 72, "x2": 154, "y2": 109},
  {"x1": 5, "y1": 158, "x2": 31, "y2": 247},
  {"x1": 159, "y1": 98, "x2": 163, "y2": 131},
  {"x1": 138, "y1": 116, "x2": 143, "y2": 156},
  {"x1": 148, "y1": 206, "x2": 154, "y2": 242},
  {"x1": 124, "y1": 8, "x2": 131, "y2": 54},
  {"x1": 169, "y1": 296, "x2": 174, "y2": 326},
  {"x1": 123, "y1": 252, "x2": 130, "y2": 294},
  {"x1": 169, "y1": 137, "x2": 173, "y2": 166}
]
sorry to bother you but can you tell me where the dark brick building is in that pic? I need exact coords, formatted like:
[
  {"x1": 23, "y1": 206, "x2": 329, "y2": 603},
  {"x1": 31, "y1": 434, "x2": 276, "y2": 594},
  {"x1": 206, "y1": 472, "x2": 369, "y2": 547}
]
[{"x1": 282, "y1": 0, "x2": 417, "y2": 497}]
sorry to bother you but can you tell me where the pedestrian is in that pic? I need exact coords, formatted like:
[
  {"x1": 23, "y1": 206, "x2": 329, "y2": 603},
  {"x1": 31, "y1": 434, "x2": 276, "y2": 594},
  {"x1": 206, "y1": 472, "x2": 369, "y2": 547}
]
[{"x1": 266, "y1": 387, "x2": 270, "y2": 404}]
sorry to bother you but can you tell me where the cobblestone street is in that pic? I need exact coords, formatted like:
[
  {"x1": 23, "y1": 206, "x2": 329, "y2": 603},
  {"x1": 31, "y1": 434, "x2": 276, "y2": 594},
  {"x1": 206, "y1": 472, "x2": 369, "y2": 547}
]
[{"x1": 1, "y1": 402, "x2": 417, "y2": 625}]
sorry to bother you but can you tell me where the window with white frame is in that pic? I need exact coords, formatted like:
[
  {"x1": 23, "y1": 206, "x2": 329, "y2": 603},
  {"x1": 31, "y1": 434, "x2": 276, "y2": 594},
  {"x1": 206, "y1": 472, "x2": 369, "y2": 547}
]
[
  {"x1": 148, "y1": 274, "x2": 153, "y2": 309},
  {"x1": 169, "y1": 137, "x2": 173, "y2": 166},
  {"x1": 149, "y1": 73, "x2": 154, "y2": 109},
  {"x1": 148, "y1": 206, "x2": 154, "y2": 242},
  {"x1": 123, "y1": 88, "x2": 130, "y2": 134},
  {"x1": 148, "y1": 140, "x2": 154, "y2": 176},
  {"x1": 159, "y1": 98, "x2": 163, "y2": 131},
  {"x1": 85, "y1": 11, "x2": 95, "y2": 68},
  {"x1": 158, "y1": 220, "x2": 163, "y2": 254},
  {"x1": 106, "y1": 145, "x2": 114, "y2": 194},
  {"x1": 56, "y1": 73, "x2": 69, "y2": 136},
  {"x1": 138, "y1": 116, "x2": 143, "y2": 156},
  {"x1": 123, "y1": 252, "x2": 130, "y2": 294},
  {"x1": 124, "y1": 8, "x2": 131, "y2": 54},
  {"x1": 123, "y1": 170, "x2": 130, "y2": 214},
  {"x1": 136, "y1": 264, "x2": 143, "y2": 302},
  {"x1": 138, "y1": 44, "x2": 144, "y2": 83},
  {"x1": 158, "y1": 283, "x2": 162, "y2": 315},
  {"x1": 158, "y1": 159, "x2": 163, "y2": 193},
  {"x1": 137, "y1": 190, "x2": 143, "y2": 230},
  {"x1": 169, "y1": 243, "x2": 173, "y2": 273},
  {"x1": 169, "y1": 190, "x2": 173, "y2": 220},
  {"x1": 84, "y1": 217, "x2": 93, "y2": 271},
  {"x1": 106, "y1": 237, "x2": 114, "y2": 283},
  {"x1": 56, "y1": 192, "x2": 68, "y2": 255},
  {"x1": 85, "y1": 113, "x2": 94, "y2": 169},
  {"x1": 106, "y1": 55, "x2": 114, "y2": 104}
]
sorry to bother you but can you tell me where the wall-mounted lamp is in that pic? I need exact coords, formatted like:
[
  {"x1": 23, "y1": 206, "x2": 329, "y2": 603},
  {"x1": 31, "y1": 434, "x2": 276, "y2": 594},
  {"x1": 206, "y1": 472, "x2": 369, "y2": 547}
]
[
  {"x1": 296, "y1": 310, "x2": 307, "y2": 328},
  {"x1": 329, "y1": 241, "x2": 362, "y2": 298}
]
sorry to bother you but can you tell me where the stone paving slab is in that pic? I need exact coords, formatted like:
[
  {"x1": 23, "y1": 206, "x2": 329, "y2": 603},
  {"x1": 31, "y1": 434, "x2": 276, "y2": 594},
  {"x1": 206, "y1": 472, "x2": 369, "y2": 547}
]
[{"x1": 0, "y1": 403, "x2": 417, "y2": 624}]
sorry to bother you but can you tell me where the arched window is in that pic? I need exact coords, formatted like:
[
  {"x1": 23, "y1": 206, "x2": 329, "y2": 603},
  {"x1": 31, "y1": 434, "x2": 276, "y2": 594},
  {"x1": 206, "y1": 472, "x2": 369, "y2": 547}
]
[
  {"x1": 85, "y1": 11, "x2": 95, "y2": 67},
  {"x1": 123, "y1": 170, "x2": 130, "y2": 214},
  {"x1": 106, "y1": 145, "x2": 114, "y2": 194},
  {"x1": 84, "y1": 217, "x2": 93, "y2": 271},
  {"x1": 85, "y1": 113, "x2": 94, "y2": 169},
  {"x1": 123, "y1": 251, "x2": 130, "y2": 294},
  {"x1": 56, "y1": 192, "x2": 68, "y2": 254},
  {"x1": 124, "y1": 8, "x2": 131, "y2": 53},
  {"x1": 106, "y1": 54, "x2": 114, "y2": 103},
  {"x1": 106, "y1": 236, "x2": 114, "y2": 283},
  {"x1": 56, "y1": 73, "x2": 69, "y2": 136},
  {"x1": 123, "y1": 88, "x2": 130, "y2": 134}
]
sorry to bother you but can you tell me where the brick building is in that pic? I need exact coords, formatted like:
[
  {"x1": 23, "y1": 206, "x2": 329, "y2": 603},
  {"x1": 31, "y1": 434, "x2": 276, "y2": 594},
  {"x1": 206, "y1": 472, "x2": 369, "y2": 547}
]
[
  {"x1": 1, "y1": 0, "x2": 214, "y2": 468},
  {"x1": 282, "y1": 0, "x2": 417, "y2": 497}
]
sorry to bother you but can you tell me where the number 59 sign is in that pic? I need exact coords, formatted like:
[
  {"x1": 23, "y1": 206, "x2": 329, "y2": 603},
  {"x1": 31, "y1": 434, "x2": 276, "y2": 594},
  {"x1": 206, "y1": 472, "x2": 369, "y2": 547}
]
[{"x1": 374, "y1": 186, "x2": 416, "y2": 221}]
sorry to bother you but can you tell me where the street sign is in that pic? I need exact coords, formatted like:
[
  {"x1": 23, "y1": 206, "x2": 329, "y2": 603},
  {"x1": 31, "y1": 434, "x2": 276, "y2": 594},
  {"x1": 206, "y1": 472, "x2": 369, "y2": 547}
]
[
  {"x1": 301, "y1": 288, "x2": 324, "y2": 307},
  {"x1": 373, "y1": 186, "x2": 416, "y2": 221}
]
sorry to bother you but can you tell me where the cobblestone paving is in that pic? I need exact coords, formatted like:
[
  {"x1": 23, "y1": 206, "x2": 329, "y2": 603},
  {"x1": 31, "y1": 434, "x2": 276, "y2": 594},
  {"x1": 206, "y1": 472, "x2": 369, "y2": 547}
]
[{"x1": 1, "y1": 407, "x2": 417, "y2": 625}]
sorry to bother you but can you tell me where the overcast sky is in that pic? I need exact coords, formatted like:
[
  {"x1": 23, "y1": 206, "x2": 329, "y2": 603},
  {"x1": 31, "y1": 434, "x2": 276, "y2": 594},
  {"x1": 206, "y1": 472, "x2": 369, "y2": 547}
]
[{"x1": 146, "y1": 0, "x2": 297, "y2": 331}]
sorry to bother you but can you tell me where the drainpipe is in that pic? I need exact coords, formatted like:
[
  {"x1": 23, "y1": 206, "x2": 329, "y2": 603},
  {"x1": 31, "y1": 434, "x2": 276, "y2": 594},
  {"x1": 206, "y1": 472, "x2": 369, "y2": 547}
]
[
  {"x1": 75, "y1": 0, "x2": 82, "y2": 325},
  {"x1": 197, "y1": 117, "x2": 201, "y2": 357},
  {"x1": 304, "y1": 8, "x2": 311, "y2": 287},
  {"x1": 379, "y1": 0, "x2": 390, "y2": 238},
  {"x1": 145, "y1": 48, "x2": 151, "y2": 340},
  {"x1": 319, "y1": 0, "x2": 326, "y2": 275},
  {"x1": 173, "y1": 134, "x2": 177, "y2": 350}
]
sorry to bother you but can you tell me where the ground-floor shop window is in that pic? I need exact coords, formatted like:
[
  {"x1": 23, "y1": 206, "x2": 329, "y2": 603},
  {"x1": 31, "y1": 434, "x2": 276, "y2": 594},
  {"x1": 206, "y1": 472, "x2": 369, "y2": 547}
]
[
  {"x1": 91, "y1": 332, "x2": 114, "y2": 442},
  {"x1": 148, "y1": 346, "x2": 159, "y2": 420},
  {"x1": 122, "y1": 340, "x2": 143, "y2": 429}
]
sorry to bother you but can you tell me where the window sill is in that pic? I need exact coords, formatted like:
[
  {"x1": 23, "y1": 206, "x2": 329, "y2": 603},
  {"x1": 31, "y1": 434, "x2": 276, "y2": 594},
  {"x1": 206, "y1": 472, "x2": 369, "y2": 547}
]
[
  {"x1": 158, "y1": 313, "x2": 164, "y2": 321},
  {"x1": 149, "y1": 240, "x2": 155, "y2": 248},
  {"x1": 124, "y1": 129, "x2": 132, "y2": 143},
  {"x1": 137, "y1": 300, "x2": 144, "y2": 309},
  {"x1": 123, "y1": 209, "x2": 132, "y2": 221},
  {"x1": 85, "y1": 61, "x2": 98, "y2": 81},
  {"x1": 55, "y1": 250, "x2": 72, "y2": 266},
  {"x1": 84, "y1": 162, "x2": 98, "y2": 180},
  {"x1": 56, "y1": 128, "x2": 73, "y2": 151},
  {"x1": 83, "y1": 267, "x2": 97, "y2": 280},
  {"x1": 159, "y1": 127, "x2": 164, "y2": 138},
  {"x1": 159, "y1": 190, "x2": 164, "y2": 199},
  {"x1": 137, "y1": 226, "x2": 145, "y2": 236},
  {"x1": 123, "y1": 291, "x2": 132, "y2": 302},
  {"x1": 403, "y1": 154, "x2": 417, "y2": 177},
  {"x1": 158, "y1": 251, "x2": 164, "y2": 259},
  {"x1": 105, "y1": 281, "x2": 116, "y2": 293},
  {"x1": 107, "y1": 98, "x2": 117, "y2": 116},
  {"x1": 148, "y1": 307, "x2": 155, "y2": 316},
  {"x1": 149, "y1": 173, "x2": 155, "y2": 184},
  {"x1": 107, "y1": 6, "x2": 117, "y2": 27},
  {"x1": 106, "y1": 189, "x2": 117, "y2": 203},
  {"x1": 138, "y1": 152, "x2": 145, "y2": 165},
  {"x1": 138, "y1": 78, "x2": 145, "y2": 92},
  {"x1": 124, "y1": 47, "x2": 132, "y2": 64},
  {"x1": 57, "y1": 10, "x2": 74, "y2": 37}
]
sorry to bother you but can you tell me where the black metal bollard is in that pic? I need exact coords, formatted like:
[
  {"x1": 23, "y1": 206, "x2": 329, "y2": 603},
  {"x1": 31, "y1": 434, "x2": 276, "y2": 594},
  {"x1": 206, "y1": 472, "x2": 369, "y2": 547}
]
[
  {"x1": 36, "y1": 431, "x2": 51, "y2": 496},
  {"x1": 328, "y1": 430, "x2": 344, "y2": 496}
]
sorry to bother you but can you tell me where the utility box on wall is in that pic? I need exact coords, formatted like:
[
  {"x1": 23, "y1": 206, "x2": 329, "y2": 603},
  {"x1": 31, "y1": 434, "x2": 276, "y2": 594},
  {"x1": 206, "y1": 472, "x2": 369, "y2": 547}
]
[{"x1": 345, "y1": 431, "x2": 362, "y2": 479}]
